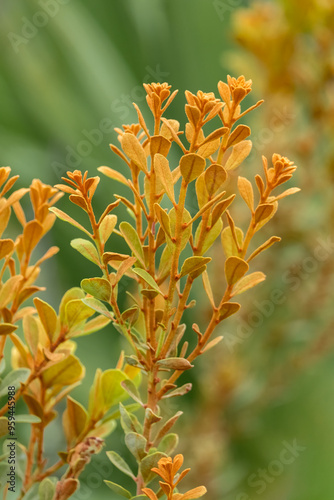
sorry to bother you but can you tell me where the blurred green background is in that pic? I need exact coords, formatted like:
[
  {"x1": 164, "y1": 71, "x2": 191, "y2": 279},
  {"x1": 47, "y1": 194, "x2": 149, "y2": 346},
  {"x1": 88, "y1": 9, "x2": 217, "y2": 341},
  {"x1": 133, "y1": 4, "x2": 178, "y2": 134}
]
[{"x1": 1, "y1": 0, "x2": 334, "y2": 499}]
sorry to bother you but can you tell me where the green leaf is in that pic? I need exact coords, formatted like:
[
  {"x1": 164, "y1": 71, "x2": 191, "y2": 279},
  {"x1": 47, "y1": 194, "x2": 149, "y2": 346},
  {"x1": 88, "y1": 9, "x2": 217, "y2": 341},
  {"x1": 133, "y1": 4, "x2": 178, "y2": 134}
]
[
  {"x1": 132, "y1": 268, "x2": 162, "y2": 295},
  {"x1": 104, "y1": 481, "x2": 132, "y2": 499},
  {"x1": 119, "y1": 403, "x2": 142, "y2": 434},
  {"x1": 121, "y1": 379, "x2": 143, "y2": 405},
  {"x1": 38, "y1": 478, "x2": 56, "y2": 500},
  {"x1": 0, "y1": 417, "x2": 8, "y2": 437},
  {"x1": 159, "y1": 433, "x2": 179, "y2": 455},
  {"x1": 125, "y1": 432, "x2": 147, "y2": 461},
  {"x1": 49, "y1": 207, "x2": 91, "y2": 236},
  {"x1": 70, "y1": 238, "x2": 100, "y2": 266},
  {"x1": 180, "y1": 256, "x2": 211, "y2": 278},
  {"x1": 15, "y1": 414, "x2": 41, "y2": 424},
  {"x1": 65, "y1": 299, "x2": 95, "y2": 329},
  {"x1": 0, "y1": 368, "x2": 30, "y2": 398},
  {"x1": 120, "y1": 222, "x2": 145, "y2": 266},
  {"x1": 81, "y1": 277, "x2": 111, "y2": 302},
  {"x1": 106, "y1": 451, "x2": 135, "y2": 479},
  {"x1": 140, "y1": 452, "x2": 167, "y2": 484}
]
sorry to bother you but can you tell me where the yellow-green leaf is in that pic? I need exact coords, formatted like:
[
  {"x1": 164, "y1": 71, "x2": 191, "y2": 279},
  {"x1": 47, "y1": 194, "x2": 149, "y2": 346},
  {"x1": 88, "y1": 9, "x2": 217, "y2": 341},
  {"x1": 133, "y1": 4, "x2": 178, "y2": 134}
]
[
  {"x1": 104, "y1": 481, "x2": 132, "y2": 499},
  {"x1": 70, "y1": 238, "x2": 100, "y2": 266},
  {"x1": 133, "y1": 268, "x2": 162, "y2": 295},
  {"x1": 120, "y1": 221, "x2": 145, "y2": 266},
  {"x1": 42, "y1": 354, "x2": 84, "y2": 388},
  {"x1": 34, "y1": 298, "x2": 58, "y2": 342},
  {"x1": 81, "y1": 277, "x2": 111, "y2": 302},
  {"x1": 65, "y1": 299, "x2": 95, "y2": 329}
]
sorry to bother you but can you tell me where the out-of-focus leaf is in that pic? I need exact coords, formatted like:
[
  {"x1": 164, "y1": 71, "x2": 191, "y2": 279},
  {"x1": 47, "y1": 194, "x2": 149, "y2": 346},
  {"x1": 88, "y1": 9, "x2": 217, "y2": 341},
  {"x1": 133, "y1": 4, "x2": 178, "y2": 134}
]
[
  {"x1": 0, "y1": 368, "x2": 30, "y2": 397},
  {"x1": 104, "y1": 481, "x2": 132, "y2": 499},
  {"x1": 106, "y1": 451, "x2": 135, "y2": 479}
]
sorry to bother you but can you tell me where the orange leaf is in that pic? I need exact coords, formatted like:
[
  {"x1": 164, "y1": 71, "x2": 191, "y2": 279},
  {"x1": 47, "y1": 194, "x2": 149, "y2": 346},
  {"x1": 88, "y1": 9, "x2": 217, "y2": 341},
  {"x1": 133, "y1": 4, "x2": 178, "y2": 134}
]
[
  {"x1": 23, "y1": 220, "x2": 43, "y2": 256},
  {"x1": 121, "y1": 133, "x2": 147, "y2": 173},
  {"x1": 232, "y1": 271, "x2": 266, "y2": 296},
  {"x1": 238, "y1": 176, "x2": 254, "y2": 211}
]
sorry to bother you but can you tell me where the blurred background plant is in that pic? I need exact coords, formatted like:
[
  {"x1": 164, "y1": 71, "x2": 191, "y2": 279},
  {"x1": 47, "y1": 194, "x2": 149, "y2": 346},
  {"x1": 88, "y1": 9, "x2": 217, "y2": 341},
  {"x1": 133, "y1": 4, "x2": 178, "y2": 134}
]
[{"x1": 0, "y1": 1, "x2": 333, "y2": 499}]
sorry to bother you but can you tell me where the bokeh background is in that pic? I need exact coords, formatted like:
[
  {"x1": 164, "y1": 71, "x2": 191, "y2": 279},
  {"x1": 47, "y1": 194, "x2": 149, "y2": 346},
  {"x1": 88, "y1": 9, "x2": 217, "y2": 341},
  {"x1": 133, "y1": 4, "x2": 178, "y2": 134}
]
[{"x1": 1, "y1": 0, "x2": 334, "y2": 499}]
